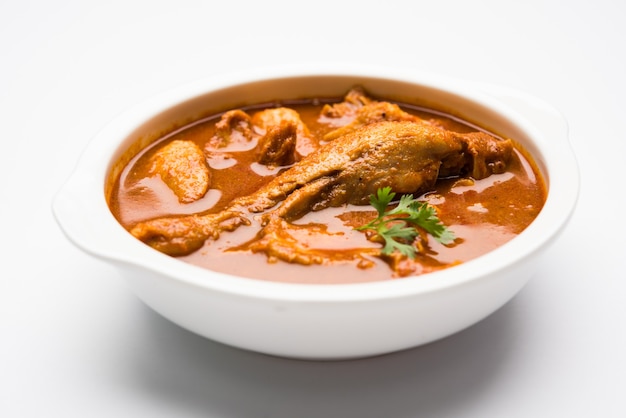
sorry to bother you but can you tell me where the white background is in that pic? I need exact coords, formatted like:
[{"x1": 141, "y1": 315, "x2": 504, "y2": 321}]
[{"x1": 2, "y1": 1, "x2": 625, "y2": 417}]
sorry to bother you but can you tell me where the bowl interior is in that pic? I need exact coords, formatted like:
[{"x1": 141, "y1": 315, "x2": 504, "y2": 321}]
[{"x1": 68, "y1": 68, "x2": 578, "y2": 299}]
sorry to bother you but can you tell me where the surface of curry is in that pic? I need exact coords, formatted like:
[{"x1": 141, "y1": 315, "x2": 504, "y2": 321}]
[{"x1": 108, "y1": 88, "x2": 546, "y2": 284}]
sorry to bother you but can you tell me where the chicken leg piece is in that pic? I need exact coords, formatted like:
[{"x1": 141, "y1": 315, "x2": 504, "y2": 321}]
[{"x1": 130, "y1": 120, "x2": 512, "y2": 256}]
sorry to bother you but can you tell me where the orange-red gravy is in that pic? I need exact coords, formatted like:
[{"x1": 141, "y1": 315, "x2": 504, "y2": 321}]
[{"x1": 108, "y1": 99, "x2": 546, "y2": 284}]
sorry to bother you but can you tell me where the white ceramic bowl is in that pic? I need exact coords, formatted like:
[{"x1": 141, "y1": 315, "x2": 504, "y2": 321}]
[{"x1": 53, "y1": 66, "x2": 579, "y2": 360}]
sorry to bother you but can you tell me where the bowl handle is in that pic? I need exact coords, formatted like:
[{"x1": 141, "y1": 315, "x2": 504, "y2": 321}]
[{"x1": 52, "y1": 171, "x2": 129, "y2": 262}]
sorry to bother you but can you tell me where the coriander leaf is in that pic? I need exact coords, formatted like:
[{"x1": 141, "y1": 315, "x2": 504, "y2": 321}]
[
  {"x1": 356, "y1": 188, "x2": 456, "y2": 258},
  {"x1": 370, "y1": 186, "x2": 395, "y2": 217},
  {"x1": 378, "y1": 222, "x2": 418, "y2": 257},
  {"x1": 404, "y1": 203, "x2": 456, "y2": 245}
]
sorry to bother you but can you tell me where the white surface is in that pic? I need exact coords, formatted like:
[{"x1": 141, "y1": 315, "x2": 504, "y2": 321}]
[{"x1": 1, "y1": 0, "x2": 624, "y2": 416}]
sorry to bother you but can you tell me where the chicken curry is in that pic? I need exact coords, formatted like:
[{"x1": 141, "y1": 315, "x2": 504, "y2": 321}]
[{"x1": 108, "y1": 87, "x2": 546, "y2": 284}]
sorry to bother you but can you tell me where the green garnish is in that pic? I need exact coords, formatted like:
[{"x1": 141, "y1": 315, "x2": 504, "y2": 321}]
[{"x1": 356, "y1": 187, "x2": 456, "y2": 258}]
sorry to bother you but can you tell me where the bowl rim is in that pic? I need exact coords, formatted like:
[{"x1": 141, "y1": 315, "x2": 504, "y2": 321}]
[{"x1": 52, "y1": 64, "x2": 580, "y2": 303}]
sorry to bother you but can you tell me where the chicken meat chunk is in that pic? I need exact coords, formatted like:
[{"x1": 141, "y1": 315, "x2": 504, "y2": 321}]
[
  {"x1": 148, "y1": 139, "x2": 210, "y2": 203},
  {"x1": 252, "y1": 107, "x2": 316, "y2": 162}
]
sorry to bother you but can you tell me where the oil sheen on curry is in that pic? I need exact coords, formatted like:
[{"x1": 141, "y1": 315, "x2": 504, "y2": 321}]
[{"x1": 108, "y1": 87, "x2": 546, "y2": 284}]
